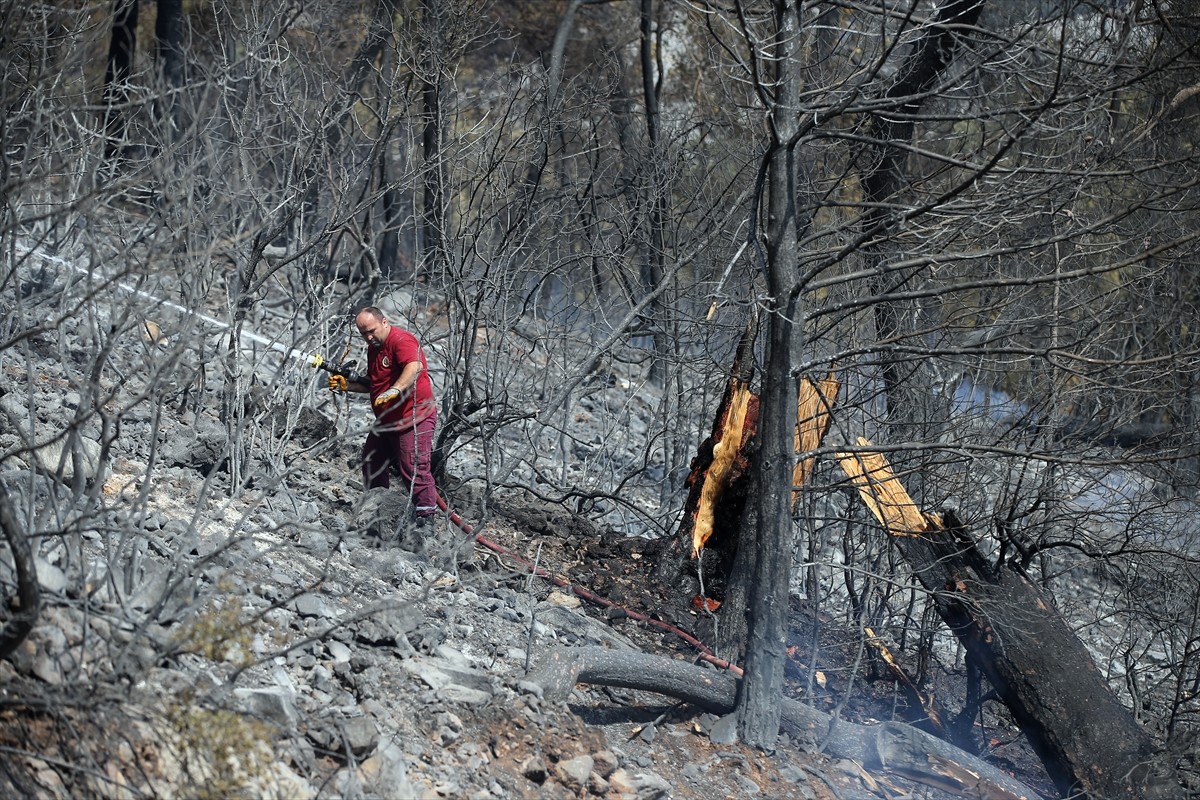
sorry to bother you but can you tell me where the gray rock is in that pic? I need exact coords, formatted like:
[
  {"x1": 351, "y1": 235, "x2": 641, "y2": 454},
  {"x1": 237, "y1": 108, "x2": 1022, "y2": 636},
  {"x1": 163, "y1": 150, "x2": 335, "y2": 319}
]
[
  {"x1": 0, "y1": 395, "x2": 105, "y2": 484},
  {"x1": 292, "y1": 593, "x2": 334, "y2": 619},
  {"x1": 634, "y1": 771, "x2": 673, "y2": 799},
  {"x1": 32, "y1": 650, "x2": 66, "y2": 685},
  {"x1": 555, "y1": 755, "x2": 594, "y2": 790},
  {"x1": 325, "y1": 640, "x2": 352, "y2": 663},
  {"x1": 708, "y1": 712, "x2": 738, "y2": 745},
  {"x1": 735, "y1": 774, "x2": 762, "y2": 794},
  {"x1": 159, "y1": 421, "x2": 231, "y2": 474},
  {"x1": 359, "y1": 737, "x2": 415, "y2": 798},
  {"x1": 34, "y1": 558, "x2": 68, "y2": 594},
  {"x1": 296, "y1": 528, "x2": 331, "y2": 555},
  {"x1": 608, "y1": 768, "x2": 672, "y2": 799},
  {"x1": 432, "y1": 643, "x2": 475, "y2": 669},
  {"x1": 234, "y1": 686, "x2": 299, "y2": 729},
  {"x1": 533, "y1": 603, "x2": 638, "y2": 650},
  {"x1": 402, "y1": 655, "x2": 494, "y2": 706},
  {"x1": 779, "y1": 763, "x2": 810, "y2": 784},
  {"x1": 593, "y1": 750, "x2": 620, "y2": 778},
  {"x1": 353, "y1": 487, "x2": 414, "y2": 544},
  {"x1": 339, "y1": 715, "x2": 379, "y2": 758},
  {"x1": 353, "y1": 600, "x2": 423, "y2": 647}
]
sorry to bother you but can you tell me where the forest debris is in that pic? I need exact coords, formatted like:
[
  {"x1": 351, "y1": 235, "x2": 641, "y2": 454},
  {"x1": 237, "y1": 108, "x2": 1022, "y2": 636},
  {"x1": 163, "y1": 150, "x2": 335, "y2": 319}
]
[
  {"x1": 835, "y1": 438, "x2": 1178, "y2": 798},
  {"x1": 864, "y1": 626, "x2": 947, "y2": 735},
  {"x1": 528, "y1": 646, "x2": 1044, "y2": 800}
]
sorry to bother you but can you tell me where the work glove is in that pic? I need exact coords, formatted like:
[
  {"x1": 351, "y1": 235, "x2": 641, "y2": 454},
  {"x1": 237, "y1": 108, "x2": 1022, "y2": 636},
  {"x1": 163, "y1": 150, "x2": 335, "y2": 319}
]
[
  {"x1": 328, "y1": 374, "x2": 349, "y2": 392},
  {"x1": 373, "y1": 387, "x2": 402, "y2": 408}
]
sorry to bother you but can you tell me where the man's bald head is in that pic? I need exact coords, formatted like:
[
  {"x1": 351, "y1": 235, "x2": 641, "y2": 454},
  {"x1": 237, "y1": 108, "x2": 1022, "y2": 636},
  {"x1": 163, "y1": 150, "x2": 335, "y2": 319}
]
[{"x1": 356, "y1": 307, "x2": 390, "y2": 348}]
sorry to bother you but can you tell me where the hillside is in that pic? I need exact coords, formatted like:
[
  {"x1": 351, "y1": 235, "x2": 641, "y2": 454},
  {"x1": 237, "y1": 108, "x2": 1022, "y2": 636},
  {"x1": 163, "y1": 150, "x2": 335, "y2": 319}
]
[{"x1": 0, "y1": 242, "x2": 1064, "y2": 800}]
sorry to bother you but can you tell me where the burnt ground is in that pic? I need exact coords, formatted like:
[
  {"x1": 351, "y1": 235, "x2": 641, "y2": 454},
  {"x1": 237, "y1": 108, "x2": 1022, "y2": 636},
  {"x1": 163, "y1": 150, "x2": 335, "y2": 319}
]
[
  {"x1": 466, "y1": 486, "x2": 1060, "y2": 800},
  {"x1": 0, "y1": 431, "x2": 1060, "y2": 800}
]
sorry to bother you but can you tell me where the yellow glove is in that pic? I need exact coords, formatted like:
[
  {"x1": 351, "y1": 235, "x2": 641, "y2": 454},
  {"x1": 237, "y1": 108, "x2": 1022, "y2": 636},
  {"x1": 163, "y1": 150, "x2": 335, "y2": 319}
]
[
  {"x1": 328, "y1": 374, "x2": 349, "y2": 392},
  {"x1": 373, "y1": 387, "x2": 401, "y2": 408}
]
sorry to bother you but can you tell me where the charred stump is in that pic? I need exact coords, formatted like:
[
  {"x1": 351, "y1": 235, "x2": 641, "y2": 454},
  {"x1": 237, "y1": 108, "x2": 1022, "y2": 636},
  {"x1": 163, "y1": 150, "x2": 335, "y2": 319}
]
[{"x1": 652, "y1": 314, "x2": 760, "y2": 603}]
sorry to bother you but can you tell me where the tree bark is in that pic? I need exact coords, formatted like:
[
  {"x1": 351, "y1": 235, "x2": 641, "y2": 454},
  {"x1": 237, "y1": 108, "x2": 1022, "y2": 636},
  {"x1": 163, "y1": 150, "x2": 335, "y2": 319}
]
[
  {"x1": 419, "y1": 0, "x2": 446, "y2": 282},
  {"x1": 859, "y1": 0, "x2": 985, "y2": 490},
  {"x1": 897, "y1": 518, "x2": 1176, "y2": 799},
  {"x1": 102, "y1": 0, "x2": 138, "y2": 166},
  {"x1": 0, "y1": 483, "x2": 40, "y2": 660},
  {"x1": 154, "y1": 0, "x2": 184, "y2": 136},
  {"x1": 639, "y1": 0, "x2": 668, "y2": 385},
  {"x1": 738, "y1": 0, "x2": 806, "y2": 751}
]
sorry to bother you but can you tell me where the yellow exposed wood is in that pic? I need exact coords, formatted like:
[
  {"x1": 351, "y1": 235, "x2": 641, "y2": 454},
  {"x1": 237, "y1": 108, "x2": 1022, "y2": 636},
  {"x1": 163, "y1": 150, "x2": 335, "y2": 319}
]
[
  {"x1": 791, "y1": 374, "x2": 840, "y2": 512},
  {"x1": 836, "y1": 437, "x2": 936, "y2": 537},
  {"x1": 693, "y1": 380, "x2": 754, "y2": 555}
]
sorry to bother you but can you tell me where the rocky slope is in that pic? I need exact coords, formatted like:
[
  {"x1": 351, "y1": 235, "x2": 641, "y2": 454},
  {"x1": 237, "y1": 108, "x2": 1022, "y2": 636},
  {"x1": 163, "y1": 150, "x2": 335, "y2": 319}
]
[{"x1": 0, "y1": 245, "x2": 1060, "y2": 800}]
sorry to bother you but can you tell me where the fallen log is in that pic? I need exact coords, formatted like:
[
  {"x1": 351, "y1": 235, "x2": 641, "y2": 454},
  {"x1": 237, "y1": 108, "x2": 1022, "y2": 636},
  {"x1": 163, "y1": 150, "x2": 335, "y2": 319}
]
[{"x1": 528, "y1": 646, "x2": 1045, "y2": 800}]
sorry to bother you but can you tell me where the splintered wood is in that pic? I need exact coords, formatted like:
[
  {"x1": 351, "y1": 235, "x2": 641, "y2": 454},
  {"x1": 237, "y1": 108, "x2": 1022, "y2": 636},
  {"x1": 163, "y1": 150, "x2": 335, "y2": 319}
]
[
  {"x1": 864, "y1": 625, "x2": 947, "y2": 735},
  {"x1": 691, "y1": 374, "x2": 840, "y2": 555},
  {"x1": 836, "y1": 436, "x2": 938, "y2": 537},
  {"x1": 692, "y1": 380, "x2": 755, "y2": 555},
  {"x1": 791, "y1": 374, "x2": 840, "y2": 512}
]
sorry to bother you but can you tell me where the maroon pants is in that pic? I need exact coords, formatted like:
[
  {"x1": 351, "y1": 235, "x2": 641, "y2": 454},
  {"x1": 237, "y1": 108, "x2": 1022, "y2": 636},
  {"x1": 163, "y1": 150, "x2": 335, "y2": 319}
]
[{"x1": 361, "y1": 409, "x2": 438, "y2": 516}]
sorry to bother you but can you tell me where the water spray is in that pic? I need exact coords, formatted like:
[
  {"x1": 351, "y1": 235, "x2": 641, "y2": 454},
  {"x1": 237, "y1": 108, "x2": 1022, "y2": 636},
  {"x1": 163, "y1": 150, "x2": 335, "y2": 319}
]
[{"x1": 17, "y1": 243, "x2": 356, "y2": 381}]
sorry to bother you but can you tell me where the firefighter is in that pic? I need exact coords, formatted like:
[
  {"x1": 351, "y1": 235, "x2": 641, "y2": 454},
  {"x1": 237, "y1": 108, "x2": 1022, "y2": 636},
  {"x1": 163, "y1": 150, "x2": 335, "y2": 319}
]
[{"x1": 328, "y1": 306, "x2": 438, "y2": 524}]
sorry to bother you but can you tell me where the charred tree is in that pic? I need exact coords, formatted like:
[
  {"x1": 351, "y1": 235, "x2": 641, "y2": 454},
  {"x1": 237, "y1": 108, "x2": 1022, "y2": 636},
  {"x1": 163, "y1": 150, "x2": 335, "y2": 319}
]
[
  {"x1": 0, "y1": 483, "x2": 39, "y2": 660},
  {"x1": 735, "y1": 0, "x2": 810, "y2": 749},
  {"x1": 102, "y1": 0, "x2": 138, "y2": 167},
  {"x1": 529, "y1": 645, "x2": 1043, "y2": 800},
  {"x1": 154, "y1": 0, "x2": 184, "y2": 136},
  {"x1": 858, "y1": 0, "x2": 985, "y2": 494}
]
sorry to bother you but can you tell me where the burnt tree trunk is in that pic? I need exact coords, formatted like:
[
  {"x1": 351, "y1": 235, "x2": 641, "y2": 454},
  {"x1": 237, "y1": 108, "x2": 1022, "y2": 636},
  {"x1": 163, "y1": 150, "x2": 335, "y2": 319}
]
[
  {"x1": 736, "y1": 0, "x2": 809, "y2": 750},
  {"x1": 0, "y1": 483, "x2": 40, "y2": 660},
  {"x1": 897, "y1": 516, "x2": 1175, "y2": 799},
  {"x1": 839, "y1": 442, "x2": 1179, "y2": 799},
  {"x1": 651, "y1": 352, "x2": 836, "y2": 665},
  {"x1": 529, "y1": 646, "x2": 1043, "y2": 800},
  {"x1": 102, "y1": 0, "x2": 138, "y2": 166}
]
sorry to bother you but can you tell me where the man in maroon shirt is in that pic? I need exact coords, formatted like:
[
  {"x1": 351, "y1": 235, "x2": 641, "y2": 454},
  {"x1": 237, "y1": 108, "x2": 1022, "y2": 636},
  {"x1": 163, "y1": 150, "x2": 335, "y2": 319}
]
[{"x1": 328, "y1": 306, "x2": 439, "y2": 521}]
